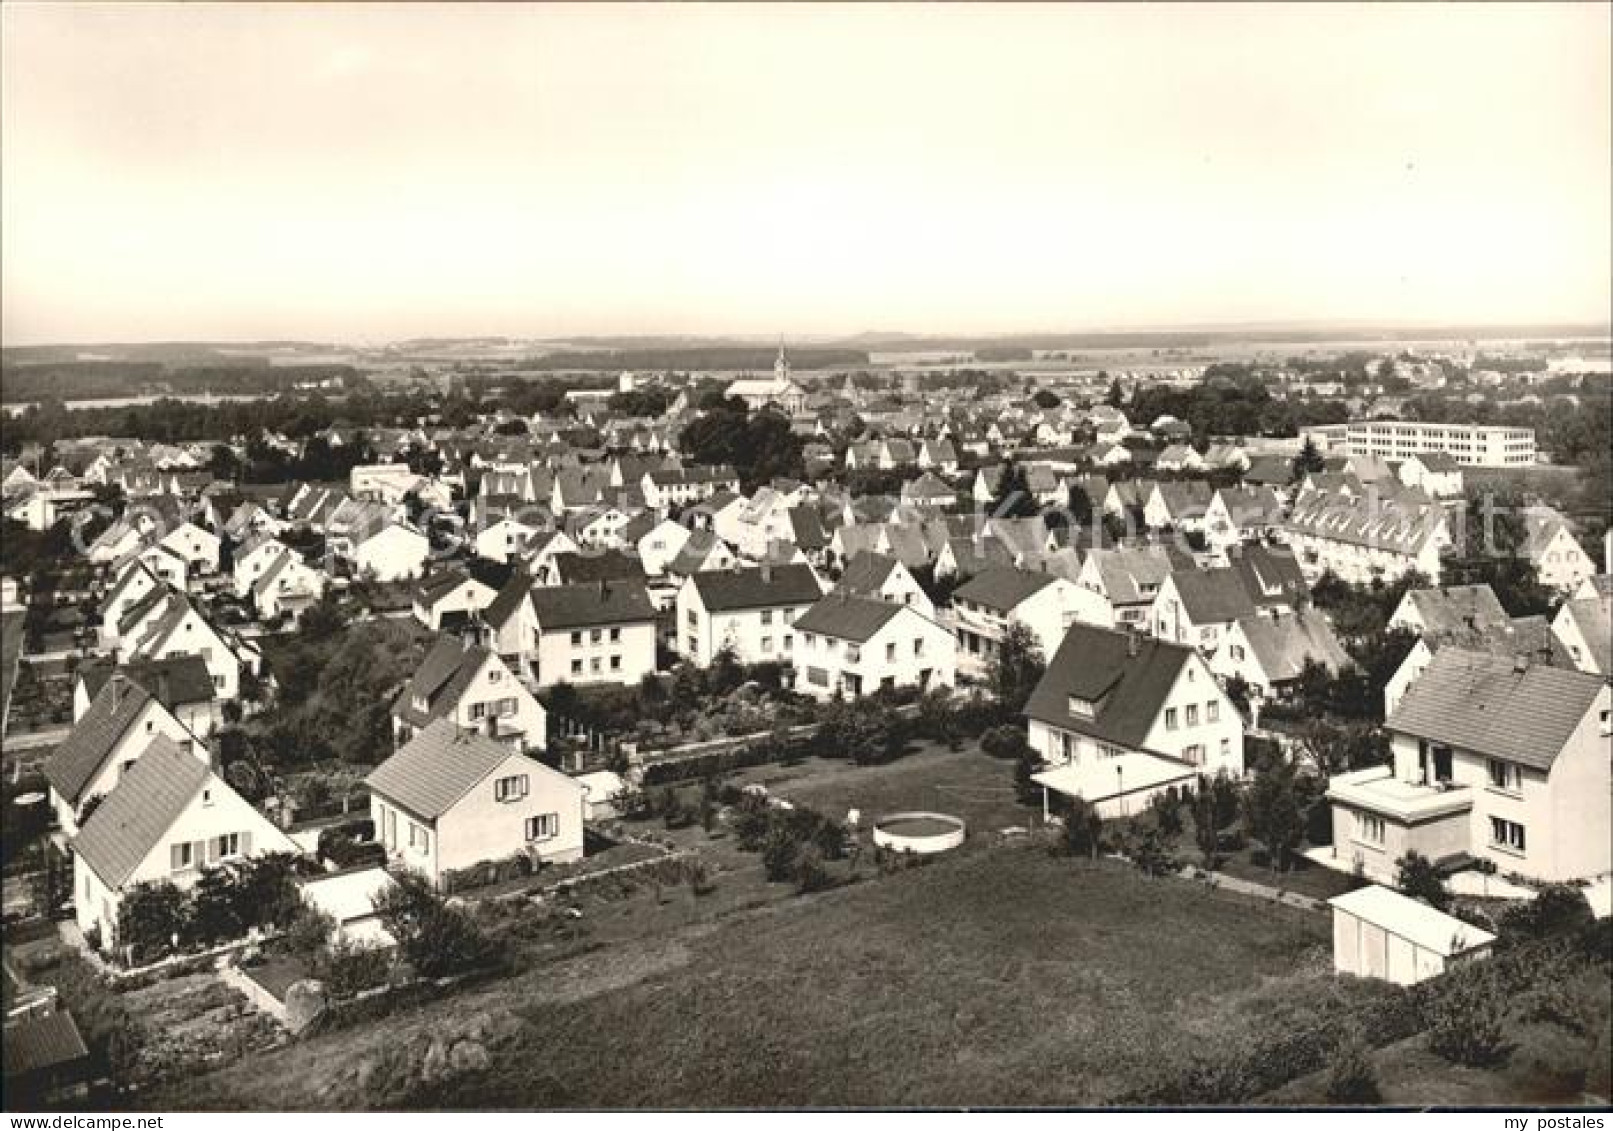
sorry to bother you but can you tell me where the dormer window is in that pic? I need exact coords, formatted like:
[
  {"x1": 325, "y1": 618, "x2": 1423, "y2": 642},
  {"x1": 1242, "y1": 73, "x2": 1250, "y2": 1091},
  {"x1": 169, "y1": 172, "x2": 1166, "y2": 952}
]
[
  {"x1": 1067, "y1": 696, "x2": 1095, "y2": 719},
  {"x1": 412, "y1": 695, "x2": 428, "y2": 713}
]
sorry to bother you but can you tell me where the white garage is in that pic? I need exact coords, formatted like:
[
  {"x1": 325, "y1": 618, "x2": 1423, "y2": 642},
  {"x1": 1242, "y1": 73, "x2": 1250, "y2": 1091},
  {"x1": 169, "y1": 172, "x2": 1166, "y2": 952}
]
[{"x1": 1328, "y1": 884, "x2": 1495, "y2": 986}]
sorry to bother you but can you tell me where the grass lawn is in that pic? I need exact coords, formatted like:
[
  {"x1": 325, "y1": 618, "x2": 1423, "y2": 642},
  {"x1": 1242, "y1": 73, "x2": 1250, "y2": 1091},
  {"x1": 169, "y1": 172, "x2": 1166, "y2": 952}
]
[
  {"x1": 151, "y1": 843, "x2": 1335, "y2": 1109},
  {"x1": 1215, "y1": 845, "x2": 1365, "y2": 902},
  {"x1": 728, "y1": 740, "x2": 1037, "y2": 845}
]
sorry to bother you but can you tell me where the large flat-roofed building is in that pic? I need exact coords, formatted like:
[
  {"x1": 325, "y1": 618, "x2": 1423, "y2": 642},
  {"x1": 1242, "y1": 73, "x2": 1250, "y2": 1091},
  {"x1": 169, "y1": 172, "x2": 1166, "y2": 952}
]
[{"x1": 1344, "y1": 420, "x2": 1534, "y2": 467}]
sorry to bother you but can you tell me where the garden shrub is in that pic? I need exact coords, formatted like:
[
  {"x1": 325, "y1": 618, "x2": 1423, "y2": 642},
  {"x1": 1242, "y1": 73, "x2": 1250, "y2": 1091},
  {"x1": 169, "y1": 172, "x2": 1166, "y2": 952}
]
[
  {"x1": 1323, "y1": 1031, "x2": 1381, "y2": 1104},
  {"x1": 374, "y1": 871, "x2": 501, "y2": 979},
  {"x1": 1426, "y1": 967, "x2": 1510, "y2": 1067},
  {"x1": 315, "y1": 939, "x2": 394, "y2": 998},
  {"x1": 760, "y1": 824, "x2": 800, "y2": 882},
  {"x1": 793, "y1": 845, "x2": 833, "y2": 893}
]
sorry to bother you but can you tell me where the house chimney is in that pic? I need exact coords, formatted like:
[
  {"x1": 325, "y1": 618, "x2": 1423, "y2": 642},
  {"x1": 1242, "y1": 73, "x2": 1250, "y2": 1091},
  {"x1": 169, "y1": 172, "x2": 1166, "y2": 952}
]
[
  {"x1": 1513, "y1": 654, "x2": 1530, "y2": 674},
  {"x1": 1127, "y1": 629, "x2": 1140, "y2": 658},
  {"x1": 110, "y1": 673, "x2": 127, "y2": 710},
  {"x1": 761, "y1": 562, "x2": 772, "y2": 583},
  {"x1": 598, "y1": 579, "x2": 608, "y2": 600}
]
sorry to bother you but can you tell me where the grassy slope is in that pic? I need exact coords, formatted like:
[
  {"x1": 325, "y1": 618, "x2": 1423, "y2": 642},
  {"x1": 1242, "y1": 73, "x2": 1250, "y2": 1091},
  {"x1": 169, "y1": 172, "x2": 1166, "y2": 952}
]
[{"x1": 157, "y1": 844, "x2": 1333, "y2": 1109}]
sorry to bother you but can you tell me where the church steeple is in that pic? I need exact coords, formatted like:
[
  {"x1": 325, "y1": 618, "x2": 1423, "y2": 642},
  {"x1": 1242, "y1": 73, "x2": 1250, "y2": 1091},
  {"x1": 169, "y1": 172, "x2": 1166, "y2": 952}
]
[{"x1": 774, "y1": 338, "x2": 789, "y2": 383}]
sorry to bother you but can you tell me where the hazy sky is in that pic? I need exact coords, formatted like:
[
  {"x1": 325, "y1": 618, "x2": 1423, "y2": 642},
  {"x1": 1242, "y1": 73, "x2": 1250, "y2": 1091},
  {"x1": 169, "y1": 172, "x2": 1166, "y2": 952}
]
[{"x1": 3, "y1": 3, "x2": 1609, "y2": 345}]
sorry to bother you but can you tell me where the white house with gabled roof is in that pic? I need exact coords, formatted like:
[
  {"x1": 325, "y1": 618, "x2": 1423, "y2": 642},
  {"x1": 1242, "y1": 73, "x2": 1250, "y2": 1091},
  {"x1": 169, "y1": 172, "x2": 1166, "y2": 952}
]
[{"x1": 366, "y1": 720, "x2": 584, "y2": 889}]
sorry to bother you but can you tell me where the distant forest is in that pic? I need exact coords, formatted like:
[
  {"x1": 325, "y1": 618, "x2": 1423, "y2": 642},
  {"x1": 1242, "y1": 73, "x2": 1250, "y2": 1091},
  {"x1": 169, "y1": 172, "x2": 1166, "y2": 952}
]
[
  {"x1": 0, "y1": 361, "x2": 363, "y2": 404},
  {"x1": 516, "y1": 347, "x2": 868, "y2": 372}
]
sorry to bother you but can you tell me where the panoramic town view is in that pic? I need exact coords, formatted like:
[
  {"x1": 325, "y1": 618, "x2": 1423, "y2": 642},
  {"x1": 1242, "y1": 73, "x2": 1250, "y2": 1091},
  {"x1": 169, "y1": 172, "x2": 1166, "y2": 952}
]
[{"x1": 1, "y1": 2, "x2": 1609, "y2": 1118}]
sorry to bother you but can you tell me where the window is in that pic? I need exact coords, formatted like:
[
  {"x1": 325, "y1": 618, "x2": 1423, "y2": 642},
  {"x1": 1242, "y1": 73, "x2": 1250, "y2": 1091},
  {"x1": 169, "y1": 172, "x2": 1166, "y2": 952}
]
[
  {"x1": 761, "y1": 609, "x2": 774, "y2": 626},
  {"x1": 1220, "y1": 737, "x2": 1230, "y2": 760},
  {"x1": 570, "y1": 631, "x2": 582, "y2": 646},
  {"x1": 590, "y1": 657, "x2": 602, "y2": 673},
  {"x1": 591, "y1": 628, "x2": 603, "y2": 644},
  {"x1": 1165, "y1": 707, "x2": 1178, "y2": 731},
  {"x1": 1356, "y1": 813, "x2": 1385, "y2": 844},
  {"x1": 886, "y1": 642, "x2": 897, "y2": 662},
  {"x1": 489, "y1": 669, "x2": 502, "y2": 683},
  {"x1": 1487, "y1": 759, "x2": 1520, "y2": 793},
  {"x1": 1490, "y1": 817, "x2": 1526, "y2": 854},
  {"x1": 570, "y1": 659, "x2": 583, "y2": 675},
  {"x1": 610, "y1": 655, "x2": 622, "y2": 671},
  {"x1": 1185, "y1": 704, "x2": 1199, "y2": 726},
  {"x1": 170, "y1": 841, "x2": 194, "y2": 871},
  {"x1": 609, "y1": 627, "x2": 621, "y2": 643},
  {"x1": 1230, "y1": 645, "x2": 1245, "y2": 662},
  {"x1": 469, "y1": 702, "x2": 488, "y2": 721},
  {"x1": 1183, "y1": 744, "x2": 1204, "y2": 765},
  {"x1": 215, "y1": 832, "x2": 240, "y2": 858},
  {"x1": 686, "y1": 609, "x2": 698, "y2": 628},
  {"x1": 687, "y1": 635, "x2": 698, "y2": 654},
  {"x1": 495, "y1": 775, "x2": 529, "y2": 802},
  {"x1": 1206, "y1": 701, "x2": 1220, "y2": 723},
  {"x1": 783, "y1": 635, "x2": 793, "y2": 652},
  {"x1": 200, "y1": 784, "x2": 210, "y2": 804},
  {"x1": 526, "y1": 813, "x2": 559, "y2": 841},
  {"x1": 761, "y1": 637, "x2": 773, "y2": 653}
]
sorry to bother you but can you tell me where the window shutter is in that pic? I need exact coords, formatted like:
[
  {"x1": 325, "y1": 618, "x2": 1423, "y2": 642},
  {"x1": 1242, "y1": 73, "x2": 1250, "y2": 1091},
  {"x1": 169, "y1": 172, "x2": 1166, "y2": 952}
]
[
  {"x1": 240, "y1": 830, "x2": 252, "y2": 856},
  {"x1": 171, "y1": 843, "x2": 184, "y2": 870},
  {"x1": 207, "y1": 837, "x2": 220, "y2": 863}
]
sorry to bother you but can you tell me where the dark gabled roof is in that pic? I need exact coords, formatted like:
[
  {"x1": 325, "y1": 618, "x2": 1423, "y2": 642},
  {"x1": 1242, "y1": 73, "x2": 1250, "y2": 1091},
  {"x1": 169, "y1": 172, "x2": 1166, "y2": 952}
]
[
  {"x1": 690, "y1": 563, "x2": 821, "y2": 612},
  {"x1": 550, "y1": 549, "x2": 647, "y2": 585},
  {"x1": 393, "y1": 635, "x2": 488, "y2": 728},
  {"x1": 73, "y1": 735, "x2": 208, "y2": 888},
  {"x1": 1229, "y1": 543, "x2": 1307, "y2": 607},
  {"x1": 833, "y1": 550, "x2": 903, "y2": 598},
  {"x1": 44, "y1": 678, "x2": 159, "y2": 804},
  {"x1": 366, "y1": 718, "x2": 570, "y2": 820},
  {"x1": 483, "y1": 568, "x2": 532, "y2": 629},
  {"x1": 1168, "y1": 567, "x2": 1258, "y2": 624},
  {"x1": 529, "y1": 580, "x2": 656, "y2": 632},
  {"x1": 1387, "y1": 647, "x2": 1606, "y2": 771},
  {"x1": 788, "y1": 506, "x2": 828, "y2": 550},
  {"x1": 3, "y1": 1009, "x2": 90, "y2": 1080},
  {"x1": 1024, "y1": 624, "x2": 1193, "y2": 750},
  {"x1": 953, "y1": 566, "x2": 1059, "y2": 613},
  {"x1": 79, "y1": 655, "x2": 215, "y2": 711},
  {"x1": 794, "y1": 592, "x2": 905, "y2": 643}
]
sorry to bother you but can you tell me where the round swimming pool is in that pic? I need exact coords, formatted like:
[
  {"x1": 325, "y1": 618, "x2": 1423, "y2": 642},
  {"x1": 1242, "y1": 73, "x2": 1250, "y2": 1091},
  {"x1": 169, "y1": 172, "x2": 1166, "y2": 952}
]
[{"x1": 871, "y1": 811, "x2": 967, "y2": 855}]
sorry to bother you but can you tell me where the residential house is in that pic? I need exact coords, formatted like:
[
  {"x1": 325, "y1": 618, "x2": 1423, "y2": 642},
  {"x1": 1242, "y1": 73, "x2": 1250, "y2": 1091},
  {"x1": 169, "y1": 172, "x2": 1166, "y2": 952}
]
[
  {"x1": 1075, "y1": 546, "x2": 1175, "y2": 629},
  {"x1": 1396, "y1": 453, "x2": 1464, "y2": 500},
  {"x1": 1521, "y1": 508, "x2": 1598, "y2": 593},
  {"x1": 73, "y1": 655, "x2": 220, "y2": 742},
  {"x1": 1326, "y1": 649, "x2": 1610, "y2": 884},
  {"x1": 116, "y1": 590, "x2": 249, "y2": 700},
  {"x1": 72, "y1": 736, "x2": 299, "y2": 948},
  {"x1": 367, "y1": 721, "x2": 585, "y2": 889},
  {"x1": 1209, "y1": 610, "x2": 1351, "y2": 701},
  {"x1": 829, "y1": 551, "x2": 934, "y2": 617},
  {"x1": 1150, "y1": 567, "x2": 1258, "y2": 655},
  {"x1": 1283, "y1": 488, "x2": 1451, "y2": 585},
  {"x1": 1388, "y1": 584, "x2": 1509, "y2": 637},
  {"x1": 232, "y1": 533, "x2": 295, "y2": 599},
  {"x1": 252, "y1": 553, "x2": 326, "y2": 623},
  {"x1": 793, "y1": 593, "x2": 955, "y2": 700},
  {"x1": 1551, "y1": 594, "x2": 1610, "y2": 676},
  {"x1": 156, "y1": 521, "x2": 221, "y2": 577},
  {"x1": 392, "y1": 630, "x2": 547, "y2": 752},
  {"x1": 412, "y1": 567, "x2": 501, "y2": 631},
  {"x1": 1383, "y1": 615, "x2": 1567, "y2": 719},
  {"x1": 352, "y1": 522, "x2": 430, "y2": 583},
  {"x1": 950, "y1": 566, "x2": 1108, "y2": 676},
  {"x1": 527, "y1": 581, "x2": 658, "y2": 687},
  {"x1": 1025, "y1": 624, "x2": 1244, "y2": 819},
  {"x1": 635, "y1": 517, "x2": 694, "y2": 577},
  {"x1": 676, "y1": 563, "x2": 823, "y2": 666}
]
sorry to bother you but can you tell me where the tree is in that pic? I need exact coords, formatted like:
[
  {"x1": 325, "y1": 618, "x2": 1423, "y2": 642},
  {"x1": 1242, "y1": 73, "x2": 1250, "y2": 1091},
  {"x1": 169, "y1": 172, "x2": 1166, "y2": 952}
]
[
  {"x1": 1291, "y1": 436, "x2": 1326, "y2": 483},
  {"x1": 761, "y1": 822, "x2": 800, "y2": 882},
  {"x1": 190, "y1": 867, "x2": 245, "y2": 945},
  {"x1": 916, "y1": 687, "x2": 961, "y2": 749},
  {"x1": 819, "y1": 696, "x2": 901, "y2": 765},
  {"x1": 372, "y1": 870, "x2": 498, "y2": 978},
  {"x1": 116, "y1": 882, "x2": 190, "y2": 964},
  {"x1": 990, "y1": 462, "x2": 1039, "y2": 519},
  {"x1": 1031, "y1": 389, "x2": 1060, "y2": 410},
  {"x1": 1105, "y1": 377, "x2": 1125, "y2": 408},
  {"x1": 1066, "y1": 484, "x2": 1093, "y2": 529},
  {"x1": 988, "y1": 622, "x2": 1046, "y2": 716},
  {"x1": 1395, "y1": 850, "x2": 1450, "y2": 911},
  {"x1": 1059, "y1": 798, "x2": 1103, "y2": 862},
  {"x1": 1241, "y1": 761, "x2": 1304, "y2": 873},
  {"x1": 980, "y1": 724, "x2": 1031, "y2": 761}
]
